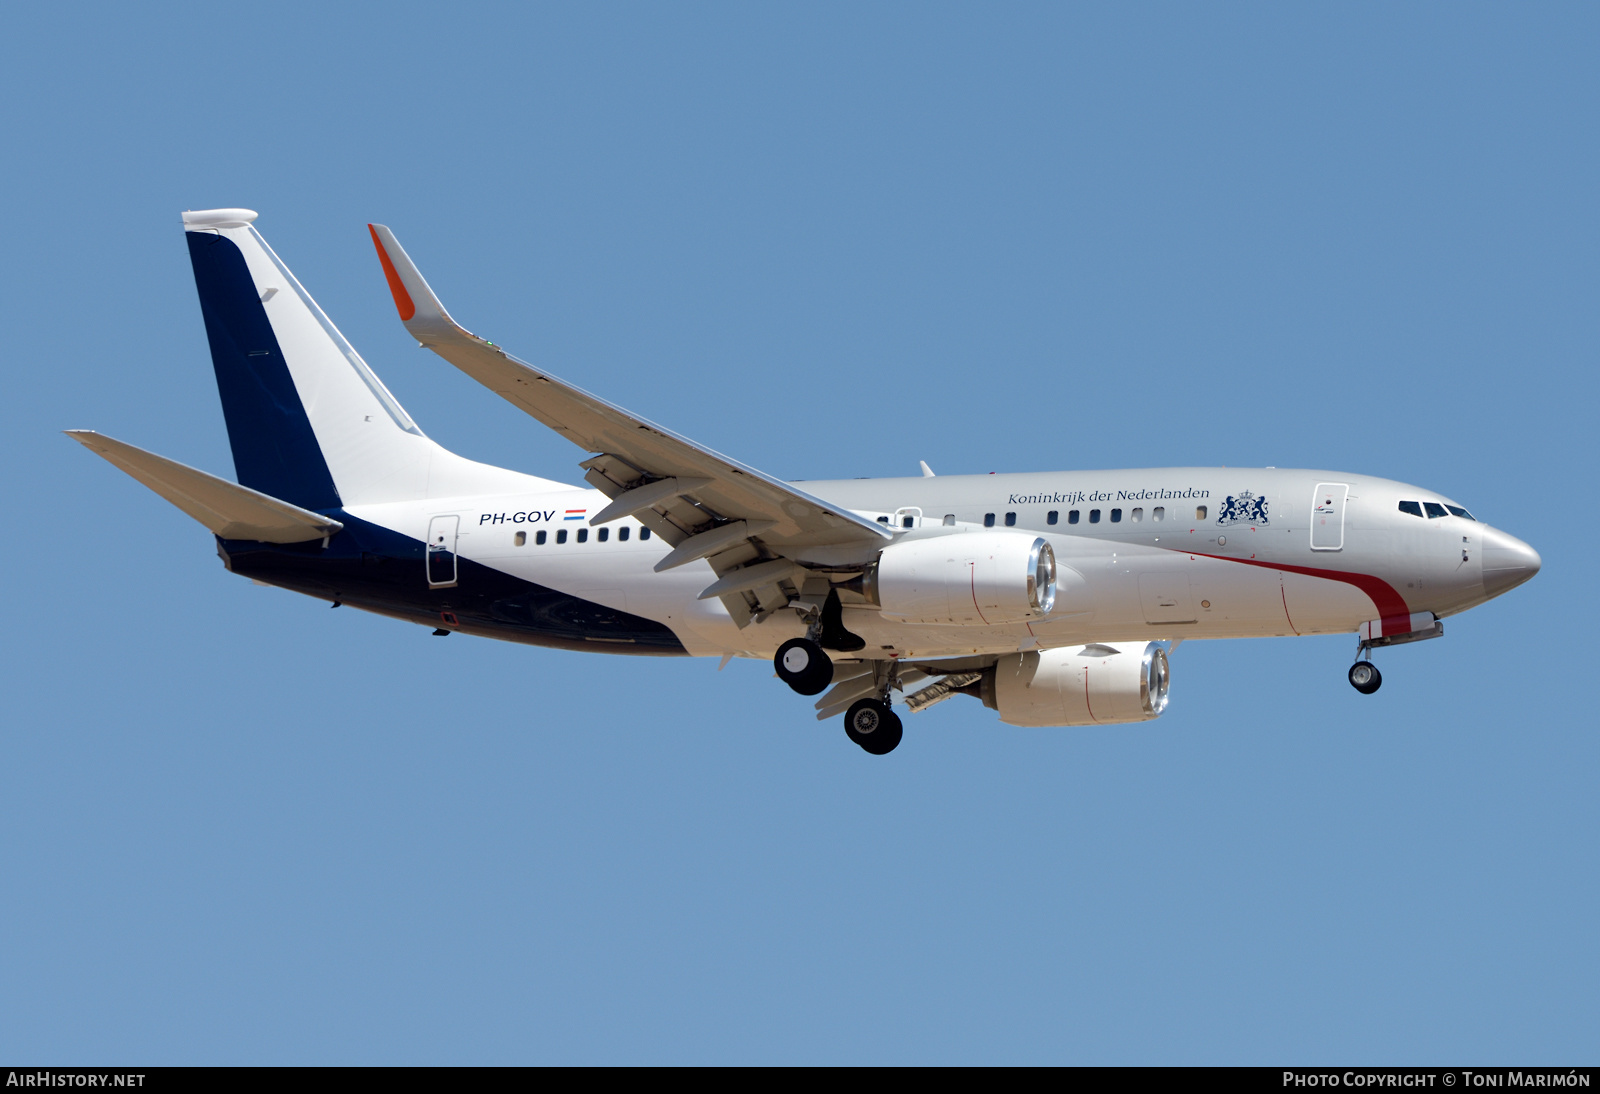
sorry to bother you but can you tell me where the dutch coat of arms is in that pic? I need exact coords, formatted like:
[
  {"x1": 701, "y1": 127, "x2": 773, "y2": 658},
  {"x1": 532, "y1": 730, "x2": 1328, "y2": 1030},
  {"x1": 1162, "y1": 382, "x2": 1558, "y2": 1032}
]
[{"x1": 1217, "y1": 490, "x2": 1269, "y2": 526}]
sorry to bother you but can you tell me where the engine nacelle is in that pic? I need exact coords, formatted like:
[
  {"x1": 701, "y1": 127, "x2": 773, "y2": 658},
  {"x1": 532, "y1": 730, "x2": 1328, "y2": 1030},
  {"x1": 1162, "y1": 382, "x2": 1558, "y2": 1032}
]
[
  {"x1": 989, "y1": 641, "x2": 1169, "y2": 727},
  {"x1": 876, "y1": 533, "x2": 1057, "y2": 625}
]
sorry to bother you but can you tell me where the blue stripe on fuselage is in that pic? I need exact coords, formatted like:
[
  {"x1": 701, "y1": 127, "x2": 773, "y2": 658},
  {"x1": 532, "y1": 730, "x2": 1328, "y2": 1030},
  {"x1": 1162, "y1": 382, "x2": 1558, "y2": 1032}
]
[{"x1": 216, "y1": 511, "x2": 686, "y2": 656}]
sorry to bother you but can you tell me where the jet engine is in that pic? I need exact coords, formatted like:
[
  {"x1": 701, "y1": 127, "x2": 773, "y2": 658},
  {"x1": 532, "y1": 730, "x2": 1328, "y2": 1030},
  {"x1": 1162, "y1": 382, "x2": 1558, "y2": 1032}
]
[
  {"x1": 875, "y1": 533, "x2": 1057, "y2": 625},
  {"x1": 934, "y1": 641, "x2": 1169, "y2": 727}
]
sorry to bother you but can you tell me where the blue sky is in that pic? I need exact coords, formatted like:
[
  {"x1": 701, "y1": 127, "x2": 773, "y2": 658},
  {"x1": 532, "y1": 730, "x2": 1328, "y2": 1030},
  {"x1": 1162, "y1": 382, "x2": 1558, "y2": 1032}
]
[{"x1": 1, "y1": 2, "x2": 1594, "y2": 1063}]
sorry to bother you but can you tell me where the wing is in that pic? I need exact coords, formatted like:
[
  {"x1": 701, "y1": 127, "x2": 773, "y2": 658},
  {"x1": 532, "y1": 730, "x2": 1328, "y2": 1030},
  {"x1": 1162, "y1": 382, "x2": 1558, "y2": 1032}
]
[{"x1": 367, "y1": 224, "x2": 891, "y2": 625}]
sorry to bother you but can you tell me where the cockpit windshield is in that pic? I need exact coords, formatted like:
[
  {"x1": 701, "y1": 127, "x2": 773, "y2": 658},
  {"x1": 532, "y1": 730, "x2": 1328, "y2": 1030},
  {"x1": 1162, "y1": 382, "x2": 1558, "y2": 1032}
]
[{"x1": 1400, "y1": 500, "x2": 1478, "y2": 520}]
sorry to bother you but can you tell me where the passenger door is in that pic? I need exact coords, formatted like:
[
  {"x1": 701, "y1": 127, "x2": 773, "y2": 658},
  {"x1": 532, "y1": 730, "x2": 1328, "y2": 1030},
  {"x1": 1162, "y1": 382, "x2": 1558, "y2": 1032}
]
[
  {"x1": 426, "y1": 514, "x2": 460, "y2": 588},
  {"x1": 1310, "y1": 483, "x2": 1348, "y2": 551}
]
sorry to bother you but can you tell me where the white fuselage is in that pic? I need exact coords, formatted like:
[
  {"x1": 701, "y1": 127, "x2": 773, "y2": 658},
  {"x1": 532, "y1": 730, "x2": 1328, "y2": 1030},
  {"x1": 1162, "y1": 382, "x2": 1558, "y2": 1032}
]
[{"x1": 347, "y1": 466, "x2": 1512, "y2": 660}]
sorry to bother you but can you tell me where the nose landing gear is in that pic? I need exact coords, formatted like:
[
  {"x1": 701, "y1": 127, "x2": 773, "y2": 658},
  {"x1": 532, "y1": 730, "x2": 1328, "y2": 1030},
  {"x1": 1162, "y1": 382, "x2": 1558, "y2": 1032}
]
[
  {"x1": 1349, "y1": 630, "x2": 1383, "y2": 694},
  {"x1": 1345, "y1": 614, "x2": 1443, "y2": 694},
  {"x1": 1348, "y1": 660, "x2": 1383, "y2": 694}
]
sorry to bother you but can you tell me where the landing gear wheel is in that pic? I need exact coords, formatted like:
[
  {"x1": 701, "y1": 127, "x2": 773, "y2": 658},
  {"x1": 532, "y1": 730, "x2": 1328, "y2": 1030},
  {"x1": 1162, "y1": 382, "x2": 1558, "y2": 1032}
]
[
  {"x1": 775, "y1": 638, "x2": 833, "y2": 696},
  {"x1": 1348, "y1": 661, "x2": 1383, "y2": 694},
  {"x1": 844, "y1": 698, "x2": 903, "y2": 755}
]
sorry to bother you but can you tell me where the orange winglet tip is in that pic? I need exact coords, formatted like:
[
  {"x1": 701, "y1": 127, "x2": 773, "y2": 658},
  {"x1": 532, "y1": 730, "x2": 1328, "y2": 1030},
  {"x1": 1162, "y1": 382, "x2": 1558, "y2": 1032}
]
[{"x1": 369, "y1": 224, "x2": 416, "y2": 322}]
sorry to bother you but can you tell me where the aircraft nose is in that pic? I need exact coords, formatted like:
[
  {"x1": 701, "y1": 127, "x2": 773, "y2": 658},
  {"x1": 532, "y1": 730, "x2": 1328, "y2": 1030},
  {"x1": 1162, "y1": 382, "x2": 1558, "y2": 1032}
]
[{"x1": 1479, "y1": 526, "x2": 1541, "y2": 598}]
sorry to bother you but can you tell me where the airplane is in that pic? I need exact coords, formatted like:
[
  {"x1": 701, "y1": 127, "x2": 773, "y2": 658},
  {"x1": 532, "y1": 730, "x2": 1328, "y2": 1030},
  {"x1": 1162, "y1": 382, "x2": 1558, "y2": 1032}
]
[{"x1": 68, "y1": 208, "x2": 1543, "y2": 755}]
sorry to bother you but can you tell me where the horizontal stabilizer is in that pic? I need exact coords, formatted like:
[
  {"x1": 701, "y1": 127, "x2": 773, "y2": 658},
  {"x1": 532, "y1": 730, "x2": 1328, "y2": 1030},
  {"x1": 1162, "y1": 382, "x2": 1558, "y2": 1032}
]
[{"x1": 66, "y1": 431, "x2": 343, "y2": 543}]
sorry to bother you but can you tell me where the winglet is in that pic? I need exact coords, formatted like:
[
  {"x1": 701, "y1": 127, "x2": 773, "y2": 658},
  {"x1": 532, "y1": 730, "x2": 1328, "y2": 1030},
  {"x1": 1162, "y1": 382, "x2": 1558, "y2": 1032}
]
[
  {"x1": 369, "y1": 225, "x2": 415, "y2": 320},
  {"x1": 367, "y1": 224, "x2": 460, "y2": 343}
]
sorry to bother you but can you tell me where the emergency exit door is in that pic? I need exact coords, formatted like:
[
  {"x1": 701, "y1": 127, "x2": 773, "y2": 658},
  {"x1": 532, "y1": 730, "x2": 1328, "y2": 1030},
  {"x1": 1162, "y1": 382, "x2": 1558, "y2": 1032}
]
[
  {"x1": 427, "y1": 515, "x2": 460, "y2": 588},
  {"x1": 1310, "y1": 484, "x2": 1348, "y2": 551}
]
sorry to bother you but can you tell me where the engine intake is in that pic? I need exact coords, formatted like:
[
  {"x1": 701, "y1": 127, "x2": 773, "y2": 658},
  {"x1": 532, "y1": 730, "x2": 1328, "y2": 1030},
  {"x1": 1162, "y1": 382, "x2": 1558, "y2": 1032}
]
[{"x1": 876, "y1": 533, "x2": 1057, "y2": 625}]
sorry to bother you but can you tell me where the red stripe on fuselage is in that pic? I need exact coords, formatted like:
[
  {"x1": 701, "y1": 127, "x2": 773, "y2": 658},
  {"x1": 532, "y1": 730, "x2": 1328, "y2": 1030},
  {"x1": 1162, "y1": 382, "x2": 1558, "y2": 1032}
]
[{"x1": 1188, "y1": 552, "x2": 1411, "y2": 636}]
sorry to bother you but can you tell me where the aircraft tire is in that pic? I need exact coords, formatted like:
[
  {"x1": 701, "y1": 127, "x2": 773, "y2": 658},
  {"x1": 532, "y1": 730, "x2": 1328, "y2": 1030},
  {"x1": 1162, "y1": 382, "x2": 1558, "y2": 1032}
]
[
  {"x1": 775, "y1": 638, "x2": 833, "y2": 696},
  {"x1": 844, "y1": 699, "x2": 902, "y2": 754},
  {"x1": 1348, "y1": 661, "x2": 1382, "y2": 694},
  {"x1": 866, "y1": 710, "x2": 903, "y2": 754}
]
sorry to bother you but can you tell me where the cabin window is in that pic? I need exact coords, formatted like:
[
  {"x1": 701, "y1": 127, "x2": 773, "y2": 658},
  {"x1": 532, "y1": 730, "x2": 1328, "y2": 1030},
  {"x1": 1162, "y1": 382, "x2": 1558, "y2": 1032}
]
[
  {"x1": 598, "y1": 527, "x2": 609, "y2": 542},
  {"x1": 1047, "y1": 511, "x2": 1058, "y2": 525},
  {"x1": 1195, "y1": 506, "x2": 1207, "y2": 520},
  {"x1": 984, "y1": 513, "x2": 996, "y2": 527},
  {"x1": 1131, "y1": 507, "x2": 1143, "y2": 522},
  {"x1": 1004, "y1": 512, "x2": 1016, "y2": 527},
  {"x1": 556, "y1": 529, "x2": 567, "y2": 544},
  {"x1": 902, "y1": 515, "x2": 914, "y2": 528},
  {"x1": 514, "y1": 531, "x2": 527, "y2": 546},
  {"x1": 576, "y1": 528, "x2": 589, "y2": 543},
  {"x1": 619, "y1": 526, "x2": 630, "y2": 541},
  {"x1": 943, "y1": 514, "x2": 955, "y2": 526},
  {"x1": 1446, "y1": 505, "x2": 1476, "y2": 521},
  {"x1": 1068, "y1": 510, "x2": 1080, "y2": 524},
  {"x1": 639, "y1": 526, "x2": 651, "y2": 541},
  {"x1": 1110, "y1": 508, "x2": 1122, "y2": 522},
  {"x1": 536, "y1": 530, "x2": 547, "y2": 545},
  {"x1": 1398, "y1": 501, "x2": 1423, "y2": 517},
  {"x1": 1089, "y1": 509, "x2": 1101, "y2": 524},
  {"x1": 877, "y1": 515, "x2": 890, "y2": 524},
  {"x1": 1423, "y1": 502, "x2": 1448, "y2": 519},
  {"x1": 1153, "y1": 506, "x2": 1165, "y2": 521}
]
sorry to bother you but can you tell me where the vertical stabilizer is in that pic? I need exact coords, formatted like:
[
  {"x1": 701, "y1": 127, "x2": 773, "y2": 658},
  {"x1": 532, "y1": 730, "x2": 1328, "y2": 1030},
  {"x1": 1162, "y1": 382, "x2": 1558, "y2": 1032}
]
[{"x1": 182, "y1": 209, "x2": 558, "y2": 508}]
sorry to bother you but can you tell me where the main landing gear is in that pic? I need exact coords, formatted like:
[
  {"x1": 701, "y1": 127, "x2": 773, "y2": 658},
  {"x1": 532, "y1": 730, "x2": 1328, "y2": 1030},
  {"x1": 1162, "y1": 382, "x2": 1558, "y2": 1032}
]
[
  {"x1": 773, "y1": 589, "x2": 902, "y2": 753},
  {"x1": 844, "y1": 698, "x2": 903, "y2": 755},
  {"x1": 774, "y1": 589, "x2": 865, "y2": 696},
  {"x1": 775, "y1": 639, "x2": 906, "y2": 753},
  {"x1": 775, "y1": 637, "x2": 832, "y2": 695}
]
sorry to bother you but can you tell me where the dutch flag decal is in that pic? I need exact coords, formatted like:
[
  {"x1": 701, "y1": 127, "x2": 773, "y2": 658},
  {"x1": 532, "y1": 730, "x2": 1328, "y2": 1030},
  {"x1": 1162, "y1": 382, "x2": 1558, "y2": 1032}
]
[{"x1": 564, "y1": 509, "x2": 586, "y2": 521}]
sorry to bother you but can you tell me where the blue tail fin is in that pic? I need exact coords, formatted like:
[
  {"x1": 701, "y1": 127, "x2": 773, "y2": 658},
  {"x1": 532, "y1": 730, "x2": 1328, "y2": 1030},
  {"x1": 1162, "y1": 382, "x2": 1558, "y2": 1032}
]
[{"x1": 185, "y1": 220, "x2": 341, "y2": 510}]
